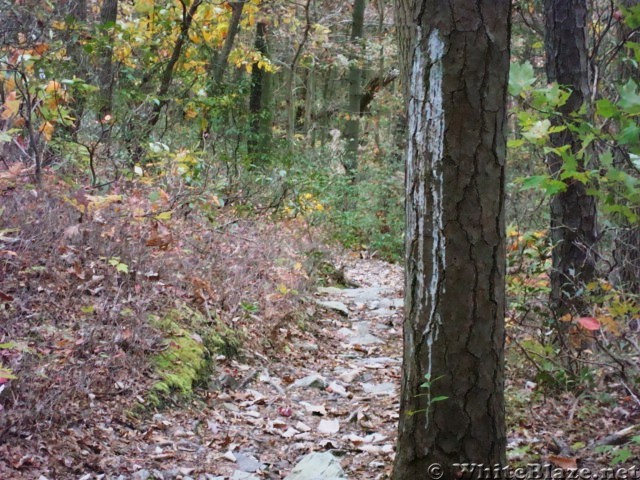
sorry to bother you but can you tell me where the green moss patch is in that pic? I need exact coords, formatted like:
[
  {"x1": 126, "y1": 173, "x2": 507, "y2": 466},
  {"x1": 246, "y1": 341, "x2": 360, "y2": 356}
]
[{"x1": 147, "y1": 304, "x2": 242, "y2": 406}]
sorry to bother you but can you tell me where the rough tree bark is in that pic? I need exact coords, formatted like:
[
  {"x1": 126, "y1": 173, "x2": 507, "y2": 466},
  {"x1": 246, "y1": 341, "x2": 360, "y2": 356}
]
[
  {"x1": 392, "y1": 1, "x2": 511, "y2": 479},
  {"x1": 544, "y1": 0, "x2": 598, "y2": 316}
]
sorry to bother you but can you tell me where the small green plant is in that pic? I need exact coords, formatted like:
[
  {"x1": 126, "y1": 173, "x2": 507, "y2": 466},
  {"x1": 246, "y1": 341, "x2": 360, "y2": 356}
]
[
  {"x1": 0, "y1": 342, "x2": 17, "y2": 383},
  {"x1": 596, "y1": 435, "x2": 640, "y2": 466},
  {"x1": 240, "y1": 301, "x2": 259, "y2": 313},
  {"x1": 107, "y1": 256, "x2": 129, "y2": 274},
  {"x1": 408, "y1": 373, "x2": 449, "y2": 416}
]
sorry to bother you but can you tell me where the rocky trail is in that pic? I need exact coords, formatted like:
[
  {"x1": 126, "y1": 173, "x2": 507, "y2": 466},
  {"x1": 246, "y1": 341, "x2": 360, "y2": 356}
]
[{"x1": 19, "y1": 257, "x2": 405, "y2": 480}]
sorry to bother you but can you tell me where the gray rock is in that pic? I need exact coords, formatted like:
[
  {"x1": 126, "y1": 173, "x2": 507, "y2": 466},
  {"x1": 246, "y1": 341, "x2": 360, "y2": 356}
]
[
  {"x1": 357, "y1": 356, "x2": 401, "y2": 365},
  {"x1": 295, "y1": 342, "x2": 319, "y2": 352},
  {"x1": 316, "y1": 287, "x2": 348, "y2": 295},
  {"x1": 133, "y1": 470, "x2": 151, "y2": 480},
  {"x1": 290, "y1": 374, "x2": 328, "y2": 390},
  {"x1": 231, "y1": 471, "x2": 260, "y2": 480},
  {"x1": 235, "y1": 452, "x2": 263, "y2": 473},
  {"x1": 314, "y1": 300, "x2": 350, "y2": 316},
  {"x1": 361, "y1": 382, "x2": 396, "y2": 396},
  {"x1": 284, "y1": 452, "x2": 347, "y2": 480},
  {"x1": 345, "y1": 322, "x2": 383, "y2": 345}
]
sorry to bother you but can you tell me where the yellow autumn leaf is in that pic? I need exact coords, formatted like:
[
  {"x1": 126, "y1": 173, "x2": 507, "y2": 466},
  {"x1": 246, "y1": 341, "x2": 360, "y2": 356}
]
[
  {"x1": 85, "y1": 194, "x2": 124, "y2": 212},
  {"x1": 44, "y1": 80, "x2": 63, "y2": 94},
  {"x1": 1, "y1": 91, "x2": 20, "y2": 120},
  {"x1": 3, "y1": 77, "x2": 16, "y2": 92},
  {"x1": 134, "y1": 0, "x2": 154, "y2": 14},
  {"x1": 39, "y1": 121, "x2": 55, "y2": 141}
]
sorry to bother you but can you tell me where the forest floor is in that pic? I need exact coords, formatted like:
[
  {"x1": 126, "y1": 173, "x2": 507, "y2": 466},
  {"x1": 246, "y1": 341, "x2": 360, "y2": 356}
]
[{"x1": 1, "y1": 173, "x2": 639, "y2": 479}]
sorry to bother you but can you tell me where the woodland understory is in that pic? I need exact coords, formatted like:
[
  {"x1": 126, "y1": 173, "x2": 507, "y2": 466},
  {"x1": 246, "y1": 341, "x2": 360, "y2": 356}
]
[{"x1": 1, "y1": 0, "x2": 640, "y2": 479}]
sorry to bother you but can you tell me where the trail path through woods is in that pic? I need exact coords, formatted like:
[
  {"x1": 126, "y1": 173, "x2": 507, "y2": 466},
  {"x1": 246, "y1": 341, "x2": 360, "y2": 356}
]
[{"x1": 23, "y1": 257, "x2": 404, "y2": 480}]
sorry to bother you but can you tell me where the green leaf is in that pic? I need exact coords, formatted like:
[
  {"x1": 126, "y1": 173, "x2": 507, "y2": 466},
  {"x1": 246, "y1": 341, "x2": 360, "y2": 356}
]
[
  {"x1": 596, "y1": 99, "x2": 618, "y2": 119},
  {"x1": 547, "y1": 180, "x2": 568, "y2": 194},
  {"x1": 600, "y1": 151, "x2": 614, "y2": 169},
  {"x1": 509, "y1": 61, "x2": 536, "y2": 96},
  {"x1": 611, "y1": 447, "x2": 633, "y2": 465},
  {"x1": 520, "y1": 175, "x2": 547, "y2": 189},
  {"x1": 618, "y1": 79, "x2": 640, "y2": 115},
  {"x1": 116, "y1": 263, "x2": 129, "y2": 274},
  {"x1": 507, "y1": 138, "x2": 525, "y2": 149},
  {"x1": 430, "y1": 395, "x2": 449, "y2": 403},
  {"x1": 619, "y1": 123, "x2": 640, "y2": 147}
]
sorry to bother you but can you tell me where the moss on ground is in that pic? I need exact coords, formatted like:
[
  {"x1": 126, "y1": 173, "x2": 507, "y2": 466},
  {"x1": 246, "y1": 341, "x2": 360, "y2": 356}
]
[{"x1": 147, "y1": 304, "x2": 242, "y2": 406}]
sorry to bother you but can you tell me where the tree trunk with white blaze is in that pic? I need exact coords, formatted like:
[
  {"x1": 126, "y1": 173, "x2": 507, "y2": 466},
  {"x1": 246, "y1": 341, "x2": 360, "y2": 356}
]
[{"x1": 393, "y1": 1, "x2": 511, "y2": 479}]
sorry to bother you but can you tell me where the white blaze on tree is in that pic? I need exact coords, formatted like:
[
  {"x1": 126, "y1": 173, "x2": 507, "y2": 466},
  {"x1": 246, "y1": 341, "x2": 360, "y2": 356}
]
[{"x1": 407, "y1": 27, "x2": 447, "y2": 413}]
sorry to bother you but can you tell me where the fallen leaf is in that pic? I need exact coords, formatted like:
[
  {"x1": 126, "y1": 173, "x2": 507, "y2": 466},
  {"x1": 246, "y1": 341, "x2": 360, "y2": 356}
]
[
  {"x1": 548, "y1": 455, "x2": 578, "y2": 469},
  {"x1": 577, "y1": 317, "x2": 600, "y2": 331}
]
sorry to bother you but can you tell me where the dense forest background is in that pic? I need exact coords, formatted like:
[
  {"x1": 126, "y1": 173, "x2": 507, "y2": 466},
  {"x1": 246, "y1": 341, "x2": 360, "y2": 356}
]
[{"x1": 1, "y1": 0, "x2": 640, "y2": 478}]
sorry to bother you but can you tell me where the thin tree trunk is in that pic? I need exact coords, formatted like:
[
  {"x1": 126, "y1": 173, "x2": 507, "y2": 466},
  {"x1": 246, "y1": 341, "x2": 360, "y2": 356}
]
[
  {"x1": 248, "y1": 21, "x2": 271, "y2": 159},
  {"x1": 544, "y1": 0, "x2": 598, "y2": 316},
  {"x1": 98, "y1": 0, "x2": 118, "y2": 117},
  {"x1": 393, "y1": 1, "x2": 511, "y2": 478},
  {"x1": 286, "y1": 0, "x2": 312, "y2": 145},
  {"x1": 146, "y1": 0, "x2": 202, "y2": 130},
  {"x1": 343, "y1": 0, "x2": 366, "y2": 175},
  {"x1": 61, "y1": 0, "x2": 88, "y2": 134},
  {"x1": 210, "y1": 1, "x2": 245, "y2": 91}
]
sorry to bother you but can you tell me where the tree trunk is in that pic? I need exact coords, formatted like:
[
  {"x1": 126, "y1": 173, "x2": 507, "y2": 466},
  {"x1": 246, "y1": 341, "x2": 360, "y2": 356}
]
[
  {"x1": 248, "y1": 21, "x2": 272, "y2": 160},
  {"x1": 210, "y1": 1, "x2": 245, "y2": 91},
  {"x1": 544, "y1": 0, "x2": 598, "y2": 316},
  {"x1": 286, "y1": 0, "x2": 312, "y2": 146},
  {"x1": 343, "y1": 0, "x2": 366, "y2": 175},
  {"x1": 98, "y1": 0, "x2": 118, "y2": 117},
  {"x1": 392, "y1": 2, "x2": 511, "y2": 479},
  {"x1": 146, "y1": 0, "x2": 202, "y2": 130},
  {"x1": 61, "y1": 0, "x2": 88, "y2": 134}
]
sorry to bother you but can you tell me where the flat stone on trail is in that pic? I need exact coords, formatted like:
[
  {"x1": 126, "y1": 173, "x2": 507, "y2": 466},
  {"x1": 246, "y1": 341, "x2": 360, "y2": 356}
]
[
  {"x1": 284, "y1": 451, "x2": 347, "y2": 480},
  {"x1": 343, "y1": 321, "x2": 383, "y2": 345},
  {"x1": 361, "y1": 382, "x2": 396, "y2": 396},
  {"x1": 231, "y1": 471, "x2": 260, "y2": 480},
  {"x1": 314, "y1": 300, "x2": 350, "y2": 316},
  {"x1": 234, "y1": 452, "x2": 263, "y2": 473},
  {"x1": 290, "y1": 374, "x2": 328, "y2": 390},
  {"x1": 317, "y1": 286, "x2": 392, "y2": 303},
  {"x1": 356, "y1": 356, "x2": 400, "y2": 366}
]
